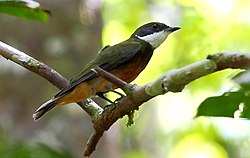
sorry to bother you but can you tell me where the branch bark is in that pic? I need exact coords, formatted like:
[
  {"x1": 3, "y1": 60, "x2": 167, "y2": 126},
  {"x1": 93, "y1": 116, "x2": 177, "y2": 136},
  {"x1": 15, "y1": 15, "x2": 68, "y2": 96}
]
[
  {"x1": 84, "y1": 52, "x2": 250, "y2": 156},
  {"x1": 0, "y1": 41, "x2": 102, "y2": 117},
  {"x1": 1, "y1": 41, "x2": 250, "y2": 156}
]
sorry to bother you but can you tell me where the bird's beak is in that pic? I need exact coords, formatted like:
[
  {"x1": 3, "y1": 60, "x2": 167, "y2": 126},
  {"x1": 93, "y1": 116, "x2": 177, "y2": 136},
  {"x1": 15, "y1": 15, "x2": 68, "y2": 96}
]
[{"x1": 165, "y1": 26, "x2": 181, "y2": 32}]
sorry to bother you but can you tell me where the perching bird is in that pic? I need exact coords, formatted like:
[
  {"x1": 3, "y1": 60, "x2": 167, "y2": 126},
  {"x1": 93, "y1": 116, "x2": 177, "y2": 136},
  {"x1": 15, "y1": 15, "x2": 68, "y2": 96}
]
[{"x1": 33, "y1": 22, "x2": 180, "y2": 121}]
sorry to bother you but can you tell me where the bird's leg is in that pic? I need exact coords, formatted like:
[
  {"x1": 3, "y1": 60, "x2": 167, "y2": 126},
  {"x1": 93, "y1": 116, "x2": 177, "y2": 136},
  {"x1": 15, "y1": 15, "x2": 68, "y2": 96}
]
[
  {"x1": 97, "y1": 90, "x2": 126, "y2": 110},
  {"x1": 111, "y1": 90, "x2": 125, "y2": 97},
  {"x1": 96, "y1": 92, "x2": 113, "y2": 103},
  {"x1": 97, "y1": 90, "x2": 125, "y2": 103},
  {"x1": 110, "y1": 90, "x2": 125, "y2": 102},
  {"x1": 96, "y1": 92, "x2": 115, "y2": 110}
]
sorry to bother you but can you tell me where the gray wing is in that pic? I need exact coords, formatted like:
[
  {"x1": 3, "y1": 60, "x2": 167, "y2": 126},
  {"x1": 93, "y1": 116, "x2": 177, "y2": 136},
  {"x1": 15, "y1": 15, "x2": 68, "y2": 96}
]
[{"x1": 54, "y1": 40, "x2": 141, "y2": 98}]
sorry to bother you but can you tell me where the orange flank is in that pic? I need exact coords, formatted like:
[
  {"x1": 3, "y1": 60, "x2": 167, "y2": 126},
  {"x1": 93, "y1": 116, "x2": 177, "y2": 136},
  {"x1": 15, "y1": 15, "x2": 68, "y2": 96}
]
[
  {"x1": 58, "y1": 77, "x2": 111, "y2": 104},
  {"x1": 33, "y1": 22, "x2": 180, "y2": 121}
]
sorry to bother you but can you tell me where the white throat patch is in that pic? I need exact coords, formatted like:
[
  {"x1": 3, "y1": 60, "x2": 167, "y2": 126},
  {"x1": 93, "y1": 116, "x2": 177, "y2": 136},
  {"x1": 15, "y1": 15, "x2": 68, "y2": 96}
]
[{"x1": 136, "y1": 30, "x2": 170, "y2": 49}]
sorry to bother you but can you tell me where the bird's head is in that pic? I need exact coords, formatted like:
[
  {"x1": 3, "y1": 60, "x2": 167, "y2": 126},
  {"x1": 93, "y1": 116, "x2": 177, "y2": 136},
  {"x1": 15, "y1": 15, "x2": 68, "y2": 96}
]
[{"x1": 131, "y1": 22, "x2": 180, "y2": 49}]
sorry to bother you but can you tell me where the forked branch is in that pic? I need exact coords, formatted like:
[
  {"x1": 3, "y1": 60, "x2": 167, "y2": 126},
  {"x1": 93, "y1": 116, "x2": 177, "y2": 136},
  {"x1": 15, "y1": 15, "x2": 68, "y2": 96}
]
[{"x1": 1, "y1": 41, "x2": 250, "y2": 157}]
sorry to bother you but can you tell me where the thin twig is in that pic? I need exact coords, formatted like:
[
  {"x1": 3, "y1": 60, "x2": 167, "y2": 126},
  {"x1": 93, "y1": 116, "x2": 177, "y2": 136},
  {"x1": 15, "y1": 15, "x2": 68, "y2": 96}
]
[
  {"x1": 93, "y1": 66, "x2": 135, "y2": 95},
  {"x1": 1, "y1": 41, "x2": 250, "y2": 157},
  {"x1": 83, "y1": 52, "x2": 250, "y2": 156}
]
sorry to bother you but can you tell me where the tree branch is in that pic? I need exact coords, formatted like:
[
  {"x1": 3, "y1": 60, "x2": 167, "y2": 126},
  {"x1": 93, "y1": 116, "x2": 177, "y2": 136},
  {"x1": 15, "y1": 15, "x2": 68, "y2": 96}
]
[
  {"x1": 83, "y1": 52, "x2": 250, "y2": 156},
  {"x1": 0, "y1": 41, "x2": 102, "y2": 117},
  {"x1": 0, "y1": 41, "x2": 68, "y2": 88},
  {"x1": 93, "y1": 66, "x2": 134, "y2": 95},
  {"x1": 1, "y1": 41, "x2": 250, "y2": 157}
]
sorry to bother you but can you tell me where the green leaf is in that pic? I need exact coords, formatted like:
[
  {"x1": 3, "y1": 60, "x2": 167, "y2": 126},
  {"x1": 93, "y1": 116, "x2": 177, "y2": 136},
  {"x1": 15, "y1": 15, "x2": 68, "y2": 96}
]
[
  {"x1": 196, "y1": 91, "x2": 245, "y2": 118},
  {"x1": 241, "y1": 96, "x2": 250, "y2": 118},
  {"x1": 0, "y1": 0, "x2": 50, "y2": 22}
]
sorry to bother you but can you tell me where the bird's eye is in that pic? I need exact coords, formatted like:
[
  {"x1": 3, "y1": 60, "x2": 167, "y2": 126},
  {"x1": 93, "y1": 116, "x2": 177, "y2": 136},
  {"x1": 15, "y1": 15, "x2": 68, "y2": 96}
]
[{"x1": 152, "y1": 24, "x2": 158, "y2": 29}]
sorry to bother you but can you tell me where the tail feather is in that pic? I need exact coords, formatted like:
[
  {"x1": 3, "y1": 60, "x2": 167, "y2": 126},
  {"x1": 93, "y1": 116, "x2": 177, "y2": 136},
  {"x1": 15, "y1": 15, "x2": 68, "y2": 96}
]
[{"x1": 33, "y1": 98, "x2": 58, "y2": 122}]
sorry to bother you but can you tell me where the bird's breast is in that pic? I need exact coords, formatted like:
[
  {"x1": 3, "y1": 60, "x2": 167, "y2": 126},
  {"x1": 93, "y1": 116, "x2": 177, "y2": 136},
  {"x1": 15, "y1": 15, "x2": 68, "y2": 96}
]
[{"x1": 110, "y1": 50, "x2": 153, "y2": 83}]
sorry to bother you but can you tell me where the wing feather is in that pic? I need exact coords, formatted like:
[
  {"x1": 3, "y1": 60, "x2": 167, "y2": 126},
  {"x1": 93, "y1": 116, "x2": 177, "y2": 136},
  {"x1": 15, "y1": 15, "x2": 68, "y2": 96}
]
[{"x1": 54, "y1": 40, "x2": 141, "y2": 98}]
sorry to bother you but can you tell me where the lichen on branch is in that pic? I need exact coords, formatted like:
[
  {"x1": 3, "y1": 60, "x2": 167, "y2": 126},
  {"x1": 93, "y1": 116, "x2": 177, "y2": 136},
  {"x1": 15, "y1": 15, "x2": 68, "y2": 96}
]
[{"x1": 1, "y1": 41, "x2": 250, "y2": 157}]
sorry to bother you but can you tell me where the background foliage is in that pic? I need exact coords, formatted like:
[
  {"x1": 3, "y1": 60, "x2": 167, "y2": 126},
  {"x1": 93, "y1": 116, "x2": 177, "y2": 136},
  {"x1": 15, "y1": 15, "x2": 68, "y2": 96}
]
[{"x1": 1, "y1": 0, "x2": 250, "y2": 158}]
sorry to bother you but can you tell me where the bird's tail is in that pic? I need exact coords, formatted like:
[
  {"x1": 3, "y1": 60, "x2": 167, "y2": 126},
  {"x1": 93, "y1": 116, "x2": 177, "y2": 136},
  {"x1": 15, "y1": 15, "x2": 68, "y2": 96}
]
[{"x1": 33, "y1": 98, "x2": 59, "y2": 122}]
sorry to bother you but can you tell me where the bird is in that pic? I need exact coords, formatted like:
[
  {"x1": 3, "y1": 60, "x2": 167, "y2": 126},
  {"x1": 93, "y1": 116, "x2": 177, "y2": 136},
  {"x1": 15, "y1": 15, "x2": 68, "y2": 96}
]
[{"x1": 33, "y1": 22, "x2": 180, "y2": 121}]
